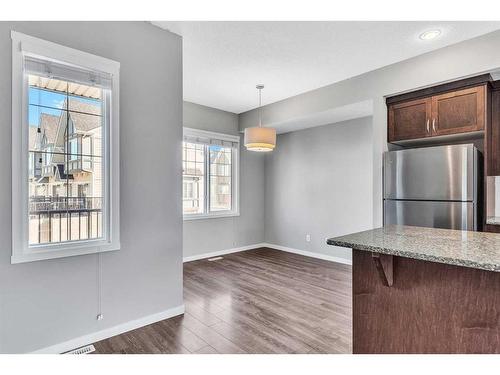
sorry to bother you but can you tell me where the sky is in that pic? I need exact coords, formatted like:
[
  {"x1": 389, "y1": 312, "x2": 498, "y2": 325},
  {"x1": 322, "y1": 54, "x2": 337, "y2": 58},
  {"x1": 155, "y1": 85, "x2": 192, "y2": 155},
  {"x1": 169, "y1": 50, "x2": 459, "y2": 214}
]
[{"x1": 29, "y1": 87, "x2": 101, "y2": 127}]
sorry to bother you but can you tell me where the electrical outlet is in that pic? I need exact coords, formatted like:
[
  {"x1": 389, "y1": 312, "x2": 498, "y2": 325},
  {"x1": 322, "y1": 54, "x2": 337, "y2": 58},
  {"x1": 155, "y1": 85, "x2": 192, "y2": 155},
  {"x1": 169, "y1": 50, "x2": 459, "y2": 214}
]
[
  {"x1": 96, "y1": 314, "x2": 104, "y2": 321},
  {"x1": 306, "y1": 234, "x2": 311, "y2": 242}
]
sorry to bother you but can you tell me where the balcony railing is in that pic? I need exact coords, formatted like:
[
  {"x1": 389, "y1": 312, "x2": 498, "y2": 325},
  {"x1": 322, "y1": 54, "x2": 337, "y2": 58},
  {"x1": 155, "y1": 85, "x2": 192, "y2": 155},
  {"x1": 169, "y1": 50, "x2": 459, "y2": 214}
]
[
  {"x1": 67, "y1": 159, "x2": 82, "y2": 172},
  {"x1": 29, "y1": 196, "x2": 102, "y2": 213},
  {"x1": 28, "y1": 197, "x2": 103, "y2": 245},
  {"x1": 66, "y1": 158, "x2": 93, "y2": 173}
]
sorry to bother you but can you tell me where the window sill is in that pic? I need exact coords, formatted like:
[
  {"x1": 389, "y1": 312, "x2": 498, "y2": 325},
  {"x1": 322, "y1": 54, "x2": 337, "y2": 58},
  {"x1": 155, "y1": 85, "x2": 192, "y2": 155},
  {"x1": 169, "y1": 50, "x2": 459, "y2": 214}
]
[
  {"x1": 11, "y1": 241, "x2": 120, "y2": 264},
  {"x1": 183, "y1": 212, "x2": 240, "y2": 221}
]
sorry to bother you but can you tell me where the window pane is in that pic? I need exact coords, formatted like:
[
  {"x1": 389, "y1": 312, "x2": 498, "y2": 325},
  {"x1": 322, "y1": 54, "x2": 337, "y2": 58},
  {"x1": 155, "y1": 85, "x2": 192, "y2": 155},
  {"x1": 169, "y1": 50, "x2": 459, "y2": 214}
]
[
  {"x1": 29, "y1": 78, "x2": 103, "y2": 158},
  {"x1": 28, "y1": 183, "x2": 70, "y2": 246},
  {"x1": 182, "y1": 142, "x2": 205, "y2": 215},
  {"x1": 28, "y1": 74, "x2": 104, "y2": 247},
  {"x1": 65, "y1": 112, "x2": 102, "y2": 158},
  {"x1": 67, "y1": 155, "x2": 103, "y2": 241},
  {"x1": 29, "y1": 75, "x2": 68, "y2": 109},
  {"x1": 29, "y1": 75, "x2": 102, "y2": 114},
  {"x1": 209, "y1": 146, "x2": 232, "y2": 212},
  {"x1": 29, "y1": 204, "x2": 65, "y2": 246},
  {"x1": 28, "y1": 152, "x2": 103, "y2": 245}
]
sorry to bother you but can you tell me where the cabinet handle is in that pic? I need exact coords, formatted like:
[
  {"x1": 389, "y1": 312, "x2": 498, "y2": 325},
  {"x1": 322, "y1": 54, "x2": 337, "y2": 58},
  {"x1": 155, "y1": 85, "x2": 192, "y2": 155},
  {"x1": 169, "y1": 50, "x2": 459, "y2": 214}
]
[
  {"x1": 426, "y1": 119, "x2": 430, "y2": 133},
  {"x1": 432, "y1": 118, "x2": 436, "y2": 133}
]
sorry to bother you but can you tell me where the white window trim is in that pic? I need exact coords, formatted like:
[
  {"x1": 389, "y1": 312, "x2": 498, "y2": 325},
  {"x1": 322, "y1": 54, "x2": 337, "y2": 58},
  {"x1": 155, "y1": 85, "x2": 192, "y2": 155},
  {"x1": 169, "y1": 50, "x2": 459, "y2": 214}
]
[
  {"x1": 182, "y1": 127, "x2": 240, "y2": 221},
  {"x1": 11, "y1": 31, "x2": 120, "y2": 264}
]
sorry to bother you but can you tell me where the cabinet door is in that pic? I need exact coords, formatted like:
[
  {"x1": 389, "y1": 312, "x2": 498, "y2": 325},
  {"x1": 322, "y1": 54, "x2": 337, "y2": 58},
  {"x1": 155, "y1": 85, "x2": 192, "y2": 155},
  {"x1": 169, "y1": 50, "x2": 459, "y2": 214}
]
[
  {"x1": 388, "y1": 98, "x2": 431, "y2": 142},
  {"x1": 431, "y1": 86, "x2": 485, "y2": 136}
]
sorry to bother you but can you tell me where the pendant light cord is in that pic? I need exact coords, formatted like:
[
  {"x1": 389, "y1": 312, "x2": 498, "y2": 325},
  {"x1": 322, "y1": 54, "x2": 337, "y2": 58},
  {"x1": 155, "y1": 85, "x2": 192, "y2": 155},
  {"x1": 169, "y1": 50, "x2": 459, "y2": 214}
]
[
  {"x1": 256, "y1": 84, "x2": 264, "y2": 128},
  {"x1": 258, "y1": 87, "x2": 262, "y2": 128}
]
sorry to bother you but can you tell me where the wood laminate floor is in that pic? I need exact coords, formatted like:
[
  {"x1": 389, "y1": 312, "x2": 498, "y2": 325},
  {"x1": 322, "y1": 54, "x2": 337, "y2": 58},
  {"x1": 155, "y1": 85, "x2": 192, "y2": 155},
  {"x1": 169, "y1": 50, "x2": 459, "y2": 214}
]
[{"x1": 93, "y1": 248, "x2": 352, "y2": 354}]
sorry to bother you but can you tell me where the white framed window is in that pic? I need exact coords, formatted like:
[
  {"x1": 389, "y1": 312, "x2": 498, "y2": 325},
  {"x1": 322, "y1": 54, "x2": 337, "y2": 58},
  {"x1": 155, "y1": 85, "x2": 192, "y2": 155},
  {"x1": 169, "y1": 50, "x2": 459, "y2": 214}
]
[
  {"x1": 11, "y1": 31, "x2": 120, "y2": 264},
  {"x1": 183, "y1": 128, "x2": 240, "y2": 220}
]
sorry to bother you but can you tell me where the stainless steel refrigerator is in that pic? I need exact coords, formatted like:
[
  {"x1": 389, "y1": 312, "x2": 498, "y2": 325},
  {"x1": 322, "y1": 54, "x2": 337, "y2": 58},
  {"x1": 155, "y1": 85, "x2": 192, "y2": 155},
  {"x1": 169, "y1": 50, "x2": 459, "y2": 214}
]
[{"x1": 383, "y1": 144, "x2": 481, "y2": 231}]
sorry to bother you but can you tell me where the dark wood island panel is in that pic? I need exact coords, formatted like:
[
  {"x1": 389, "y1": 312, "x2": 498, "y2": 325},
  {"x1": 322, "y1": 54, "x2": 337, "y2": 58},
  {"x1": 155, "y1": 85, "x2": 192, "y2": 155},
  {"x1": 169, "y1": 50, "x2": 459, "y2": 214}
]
[{"x1": 353, "y1": 249, "x2": 500, "y2": 354}]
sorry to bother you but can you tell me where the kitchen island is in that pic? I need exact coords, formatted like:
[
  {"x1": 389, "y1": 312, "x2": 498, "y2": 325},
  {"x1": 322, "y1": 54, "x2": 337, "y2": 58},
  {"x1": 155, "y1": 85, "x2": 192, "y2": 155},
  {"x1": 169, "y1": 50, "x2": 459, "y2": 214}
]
[{"x1": 327, "y1": 225, "x2": 500, "y2": 354}]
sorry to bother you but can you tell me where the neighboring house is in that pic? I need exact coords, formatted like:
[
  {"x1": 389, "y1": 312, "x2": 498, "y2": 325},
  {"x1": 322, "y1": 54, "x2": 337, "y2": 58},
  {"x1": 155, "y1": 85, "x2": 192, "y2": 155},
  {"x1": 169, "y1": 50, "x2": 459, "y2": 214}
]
[
  {"x1": 29, "y1": 113, "x2": 58, "y2": 192},
  {"x1": 29, "y1": 98, "x2": 102, "y2": 201}
]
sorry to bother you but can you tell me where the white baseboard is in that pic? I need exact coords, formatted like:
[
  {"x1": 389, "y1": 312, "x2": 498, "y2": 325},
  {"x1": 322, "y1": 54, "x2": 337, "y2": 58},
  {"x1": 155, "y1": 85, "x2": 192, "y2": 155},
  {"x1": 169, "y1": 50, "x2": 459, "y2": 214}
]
[
  {"x1": 183, "y1": 243, "x2": 267, "y2": 262},
  {"x1": 183, "y1": 242, "x2": 352, "y2": 266},
  {"x1": 31, "y1": 304, "x2": 185, "y2": 354},
  {"x1": 262, "y1": 243, "x2": 352, "y2": 265}
]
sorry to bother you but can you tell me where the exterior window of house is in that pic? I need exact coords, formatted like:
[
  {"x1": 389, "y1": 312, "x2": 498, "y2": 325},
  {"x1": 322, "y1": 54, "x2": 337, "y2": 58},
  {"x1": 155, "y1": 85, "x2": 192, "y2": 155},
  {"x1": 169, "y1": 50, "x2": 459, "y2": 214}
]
[
  {"x1": 209, "y1": 146, "x2": 232, "y2": 212},
  {"x1": 182, "y1": 142, "x2": 205, "y2": 215},
  {"x1": 183, "y1": 181, "x2": 194, "y2": 199},
  {"x1": 69, "y1": 138, "x2": 79, "y2": 160},
  {"x1": 182, "y1": 128, "x2": 240, "y2": 219},
  {"x1": 11, "y1": 31, "x2": 120, "y2": 263}
]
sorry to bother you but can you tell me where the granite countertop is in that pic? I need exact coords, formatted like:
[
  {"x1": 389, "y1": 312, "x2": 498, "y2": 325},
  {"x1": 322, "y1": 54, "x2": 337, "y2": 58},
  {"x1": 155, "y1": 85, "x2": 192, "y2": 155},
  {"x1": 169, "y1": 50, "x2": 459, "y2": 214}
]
[{"x1": 327, "y1": 225, "x2": 500, "y2": 272}]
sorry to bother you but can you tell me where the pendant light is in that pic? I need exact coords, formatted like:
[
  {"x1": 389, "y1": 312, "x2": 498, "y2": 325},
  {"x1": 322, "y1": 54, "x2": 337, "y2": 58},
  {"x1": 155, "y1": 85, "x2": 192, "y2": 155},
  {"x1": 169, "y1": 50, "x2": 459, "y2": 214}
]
[{"x1": 244, "y1": 84, "x2": 276, "y2": 152}]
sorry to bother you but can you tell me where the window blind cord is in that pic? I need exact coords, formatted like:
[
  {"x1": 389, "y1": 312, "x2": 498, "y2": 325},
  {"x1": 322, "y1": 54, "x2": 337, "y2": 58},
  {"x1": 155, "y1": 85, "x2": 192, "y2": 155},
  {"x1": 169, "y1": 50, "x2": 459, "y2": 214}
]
[{"x1": 97, "y1": 251, "x2": 103, "y2": 320}]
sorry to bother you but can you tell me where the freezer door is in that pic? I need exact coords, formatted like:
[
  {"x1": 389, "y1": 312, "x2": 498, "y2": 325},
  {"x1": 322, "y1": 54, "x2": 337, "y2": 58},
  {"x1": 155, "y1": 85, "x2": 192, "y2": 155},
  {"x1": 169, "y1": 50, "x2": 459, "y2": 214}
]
[
  {"x1": 384, "y1": 200, "x2": 475, "y2": 231},
  {"x1": 384, "y1": 144, "x2": 476, "y2": 201}
]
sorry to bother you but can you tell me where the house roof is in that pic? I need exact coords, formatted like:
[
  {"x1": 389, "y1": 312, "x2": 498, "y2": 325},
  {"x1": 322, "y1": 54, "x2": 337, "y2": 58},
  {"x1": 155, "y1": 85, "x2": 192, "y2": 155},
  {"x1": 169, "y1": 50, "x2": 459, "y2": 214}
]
[
  {"x1": 29, "y1": 113, "x2": 59, "y2": 150},
  {"x1": 29, "y1": 127, "x2": 38, "y2": 150},
  {"x1": 40, "y1": 113, "x2": 59, "y2": 143},
  {"x1": 67, "y1": 98, "x2": 101, "y2": 116},
  {"x1": 66, "y1": 98, "x2": 101, "y2": 133}
]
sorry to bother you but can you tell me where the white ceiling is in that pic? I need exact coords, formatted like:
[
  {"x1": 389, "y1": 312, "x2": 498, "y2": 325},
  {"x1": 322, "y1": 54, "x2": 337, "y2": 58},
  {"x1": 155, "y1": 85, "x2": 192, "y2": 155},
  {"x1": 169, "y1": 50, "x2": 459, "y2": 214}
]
[{"x1": 153, "y1": 21, "x2": 500, "y2": 114}]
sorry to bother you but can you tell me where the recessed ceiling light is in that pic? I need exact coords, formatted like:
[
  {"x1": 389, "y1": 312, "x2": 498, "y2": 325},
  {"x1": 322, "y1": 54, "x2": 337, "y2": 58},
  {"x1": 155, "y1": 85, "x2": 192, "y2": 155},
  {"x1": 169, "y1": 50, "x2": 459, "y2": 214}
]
[{"x1": 419, "y1": 29, "x2": 442, "y2": 41}]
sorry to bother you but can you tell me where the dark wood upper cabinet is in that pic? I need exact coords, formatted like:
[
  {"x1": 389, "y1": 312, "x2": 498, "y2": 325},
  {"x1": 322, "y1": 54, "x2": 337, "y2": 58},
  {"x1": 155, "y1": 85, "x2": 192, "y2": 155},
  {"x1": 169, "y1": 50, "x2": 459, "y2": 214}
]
[
  {"x1": 388, "y1": 98, "x2": 431, "y2": 142},
  {"x1": 431, "y1": 86, "x2": 485, "y2": 136},
  {"x1": 387, "y1": 80, "x2": 489, "y2": 144}
]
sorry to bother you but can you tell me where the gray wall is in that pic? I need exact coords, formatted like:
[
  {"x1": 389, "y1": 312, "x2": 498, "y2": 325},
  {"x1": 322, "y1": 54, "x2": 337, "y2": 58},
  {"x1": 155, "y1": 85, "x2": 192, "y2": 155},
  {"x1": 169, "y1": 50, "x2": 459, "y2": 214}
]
[
  {"x1": 240, "y1": 30, "x2": 500, "y2": 230},
  {"x1": 183, "y1": 102, "x2": 265, "y2": 258},
  {"x1": 0, "y1": 22, "x2": 183, "y2": 353},
  {"x1": 264, "y1": 117, "x2": 372, "y2": 262}
]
